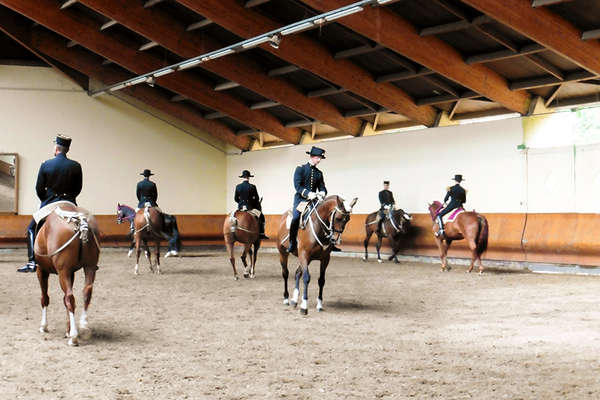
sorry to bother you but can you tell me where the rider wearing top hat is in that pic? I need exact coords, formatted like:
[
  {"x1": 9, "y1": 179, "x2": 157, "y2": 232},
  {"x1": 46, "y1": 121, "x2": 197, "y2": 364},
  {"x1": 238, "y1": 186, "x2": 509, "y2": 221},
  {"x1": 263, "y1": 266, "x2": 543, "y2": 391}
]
[
  {"x1": 436, "y1": 174, "x2": 467, "y2": 238},
  {"x1": 18, "y1": 134, "x2": 83, "y2": 273},
  {"x1": 234, "y1": 170, "x2": 268, "y2": 239},
  {"x1": 287, "y1": 146, "x2": 340, "y2": 253},
  {"x1": 136, "y1": 169, "x2": 159, "y2": 209},
  {"x1": 377, "y1": 180, "x2": 395, "y2": 233}
]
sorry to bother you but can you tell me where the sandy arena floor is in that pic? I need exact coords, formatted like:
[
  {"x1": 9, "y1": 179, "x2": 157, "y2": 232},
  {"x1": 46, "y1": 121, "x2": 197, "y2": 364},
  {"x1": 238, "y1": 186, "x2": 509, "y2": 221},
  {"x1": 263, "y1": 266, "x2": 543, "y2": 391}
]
[{"x1": 1, "y1": 247, "x2": 600, "y2": 399}]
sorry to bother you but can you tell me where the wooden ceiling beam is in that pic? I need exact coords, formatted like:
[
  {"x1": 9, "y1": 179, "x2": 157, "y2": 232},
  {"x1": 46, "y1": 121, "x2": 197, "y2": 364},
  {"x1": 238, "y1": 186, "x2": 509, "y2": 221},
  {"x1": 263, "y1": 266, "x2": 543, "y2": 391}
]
[
  {"x1": 466, "y1": 43, "x2": 545, "y2": 64},
  {"x1": 0, "y1": 0, "x2": 300, "y2": 144},
  {"x1": 416, "y1": 91, "x2": 480, "y2": 106},
  {"x1": 267, "y1": 65, "x2": 300, "y2": 77},
  {"x1": 299, "y1": 0, "x2": 530, "y2": 115},
  {"x1": 376, "y1": 68, "x2": 434, "y2": 83},
  {"x1": 459, "y1": 0, "x2": 600, "y2": 77},
  {"x1": 510, "y1": 70, "x2": 595, "y2": 90},
  {"x1": 0, "y1": 12, "x2": 250, "y2": 150},
  {"x1": 175, "y1": 0, "x2": 438, "y2": 127},
  {"x1": 77, "y1": 0, "x2": 364, "y2": 137}
]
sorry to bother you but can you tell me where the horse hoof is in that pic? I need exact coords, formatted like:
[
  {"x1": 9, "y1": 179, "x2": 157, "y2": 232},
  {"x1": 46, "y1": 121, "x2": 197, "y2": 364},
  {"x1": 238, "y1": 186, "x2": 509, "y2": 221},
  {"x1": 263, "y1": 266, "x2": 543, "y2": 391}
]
[
  {"x1": 127, "y1": 250, "x2": 133, "y2": 258},
  {"x1": 250, "y1": 274, "x2": 255, "y2": 279},
  {"x1": 68, "y1": 337, "x2": 79, "y2": 347},
  {"x1": 299, "y1": 308, "x2": 308, "y2": 316},
  {"x1": 377, "y1": 259, "x2": 382, "y2": 263},
  {"x1": 290, "y1": 300, "x2": 297, "y2": 308},
  {"x1": 362, "y1": 257, "x2": 367, "y2": 262},
  {"x1": 234, "y1": 276, "x2": 239, "y2": 281},
  {"x1": 39, "y1": 326, "x2": 48, "y2": 333},
  {"x1": 243, "y1": 273, "x2": 249, "y2": 279},
  {"x1": 283, "y1": 298, "x2": 289, "y2": 305},
  {"x1": 316, "y1": 306, "x2": 324, "y2": 312}
]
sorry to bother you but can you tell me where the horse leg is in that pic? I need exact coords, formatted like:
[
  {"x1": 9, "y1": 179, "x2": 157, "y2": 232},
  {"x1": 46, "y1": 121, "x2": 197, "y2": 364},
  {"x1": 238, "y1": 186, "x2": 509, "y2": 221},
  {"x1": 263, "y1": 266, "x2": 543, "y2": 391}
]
[
  {"x1": 135, "y1": 234, "x2": 141, "y2": 275},
  {"x1": 433, "y1": 236, "x2": 446, "y2": 272},
  {"x1": 59, "y1": 270, "x2": 78, "y2": 346},
  {"x1": 146, "y1": 239, "x2": 155, "y2": 273},
  {"x1": 299, "y1": 253, "x2": 311, "y2": 315},
  {"x1": 250, "y1": 241, "x2": 259, "y2": 279},
  {"x1": 280, "y1": 251, "x2": 290, "y2": 304},
  {"x1": 316, "y1": 255, "x2": 330, "y2": 312},
  {"x1": 376, "y1": 234, "x2": 383, "y2": 263},
  {"x1": 225, "y1": 236, "x2": 238, "y2": 280},
  {"x1": 241, "y1": 245, "x2": 250, "y2": 278},
  {"x1": 363, "y1": 229, "x2": 373, "y2": 262},
  {"x1": 37, "y1": 268, "x2": 50, "y2": 333},
  {"x1": 154, "y1": 240, "x2": 161, "y2": 275},
  {"x1": 79, "y1": 264, "x2": 97, "y2": 339},
  {"x1": 128, "y1": 237, "x2": 135, "y2": 258},
  {"x1": 467, "y1": 238, "x2": 478, "y2": 274},
  {"x1": 291, "y1": 265, "x2": 302, "y2": 308}
]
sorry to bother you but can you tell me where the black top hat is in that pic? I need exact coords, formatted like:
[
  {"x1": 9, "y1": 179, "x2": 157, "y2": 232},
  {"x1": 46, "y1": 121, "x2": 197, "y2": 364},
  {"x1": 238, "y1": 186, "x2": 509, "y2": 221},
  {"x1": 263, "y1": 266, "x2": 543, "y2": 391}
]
[
  {"x1": 306, "y1": 146, "x2": 326, "y2": 159},
  {"x1": 141, "y1": 169, "x2": 154, "y2": 177},
  {"x1": 54, "y1": 134, "x2": 72, "y2": 148},
  {"x1": 383, "y1": 180, "x2": 390, "y2": 185},
  {"x1": 453, "y1": 174, "x2": 464, "y2": 182},
  {"x1": 239, "y1": 170, "x2": 254, "y2": 178}
]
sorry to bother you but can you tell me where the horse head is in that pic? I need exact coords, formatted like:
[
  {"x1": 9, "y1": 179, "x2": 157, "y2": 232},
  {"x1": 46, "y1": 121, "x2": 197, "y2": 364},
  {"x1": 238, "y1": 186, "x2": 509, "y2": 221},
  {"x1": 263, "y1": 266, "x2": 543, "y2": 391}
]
[
  {"x1": 427, "y1": 201, "x2": 443, "y2": 220},
  {"x1": 327, "y1": 196, "x2": 357, "y2": 238},
  {"x1": 394, "y1": 209, "x2": 412, "y2": 234},
  {"x1": 116, "y1": 203, "x2": 134, "y2": 224}
]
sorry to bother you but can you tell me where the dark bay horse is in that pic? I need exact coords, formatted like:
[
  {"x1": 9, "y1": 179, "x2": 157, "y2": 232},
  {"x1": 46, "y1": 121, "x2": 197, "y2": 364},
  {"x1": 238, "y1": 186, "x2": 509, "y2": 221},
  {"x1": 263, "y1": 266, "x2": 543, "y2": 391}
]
[
  {"x1": 363, "y1": 208, "x2": 412, "y2": 263},
  {"x1": 277, "y1": 195, "x2": 357, "y2": 315},
  {"x1": 223, "y1": 210, "x2": 261, "y2": 280},
  {"x1": 428, "y1": 201, "x2": 489, "y2": 273},
  {"x1": 34, "y1": 204, "x2": 100, "y2": 346},
  {"x1": 133, "y1": 206, "x2": 164, "y2": 275}
]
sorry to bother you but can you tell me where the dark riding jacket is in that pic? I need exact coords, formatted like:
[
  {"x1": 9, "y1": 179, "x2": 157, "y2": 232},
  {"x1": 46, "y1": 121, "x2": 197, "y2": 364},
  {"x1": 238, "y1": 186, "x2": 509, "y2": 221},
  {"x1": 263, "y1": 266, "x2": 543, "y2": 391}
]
[
  {"x1": 293, "y1": 162, "x2": 327, "y2": 208},
  {"x1": 235, "y1": 181, "x2": 262, "y2": 211},
  {"x1": 136, "y1": 179, "x2": 158, "y2": 208},
  {"x1": 378, "y1": 189, "x2": 395, "y2": 209},
  {"x1": 439, "y1": 184, "x2": 466, "y2": 217},
  {"x1": 35, "y1": 152, "x2": 82, "y2": 207}
]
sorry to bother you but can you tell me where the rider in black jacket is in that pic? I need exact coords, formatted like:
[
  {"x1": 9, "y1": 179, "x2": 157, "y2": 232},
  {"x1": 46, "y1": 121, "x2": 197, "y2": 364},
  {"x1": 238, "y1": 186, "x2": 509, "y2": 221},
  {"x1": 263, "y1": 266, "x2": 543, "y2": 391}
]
[{"x1": 436, "y1": 174, "x2": 467, "y2": 238}]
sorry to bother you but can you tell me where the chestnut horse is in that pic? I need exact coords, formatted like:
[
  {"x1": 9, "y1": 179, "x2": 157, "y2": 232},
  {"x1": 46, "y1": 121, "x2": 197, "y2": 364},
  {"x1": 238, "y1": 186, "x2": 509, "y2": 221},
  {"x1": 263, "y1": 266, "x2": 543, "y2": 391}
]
[
  {"x1": 35, "y1": 203, "x2": 100, "y2": 346},
  {"x1": 277, "y1": 195, "x2": 357, "y2": 315},
  {"x1": 362, "y1": 208, "x2": 412, "y2": 263},
  {"x1": 428, "y1": 201, "x2": 488, "y2": 273},
  {"x1": 116, "y1": 203, "x2": 149, "y2": 258},
  {"x1": 133, "y1": 206, "x2": 164, "y2": 275},
  {"x1": 223, "y1": 210, "x2": 261, "y2": 280}
]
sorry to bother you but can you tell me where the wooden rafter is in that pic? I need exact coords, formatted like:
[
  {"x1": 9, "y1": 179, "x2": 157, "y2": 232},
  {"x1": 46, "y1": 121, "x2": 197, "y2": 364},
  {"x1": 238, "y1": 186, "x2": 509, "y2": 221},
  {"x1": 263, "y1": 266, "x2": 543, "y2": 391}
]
[
  {"x1": 459, "y1": 0, "x2": 600, "y2": 76},
  {"x1": 299, "y1": 0, "x2": 530, "y2": 115},
  {"x1": 0, "y1": 11, "x2": 250, "y2": 150},
  {"x1": 77, "y1": 0, "x2": 364, "y2": 136},
  {"x1": 0, "y1": 0, "x2": 301, "y2": 144},
  {"x1": 174, "y1": 0, "x2": 438, "y2": 127}
]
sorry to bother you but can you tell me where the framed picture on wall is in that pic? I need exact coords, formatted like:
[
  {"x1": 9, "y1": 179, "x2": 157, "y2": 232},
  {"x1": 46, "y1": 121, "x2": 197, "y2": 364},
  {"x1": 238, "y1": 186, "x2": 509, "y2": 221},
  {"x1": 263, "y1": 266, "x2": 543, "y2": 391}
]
[{"x1": 0, "y1": 153, "x2": 18, "y2": 214}]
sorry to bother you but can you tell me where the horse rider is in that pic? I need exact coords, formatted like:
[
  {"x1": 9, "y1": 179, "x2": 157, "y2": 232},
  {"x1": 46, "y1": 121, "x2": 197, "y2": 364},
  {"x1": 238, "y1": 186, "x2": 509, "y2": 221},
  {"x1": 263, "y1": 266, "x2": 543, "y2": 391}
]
[
  {"x1": 377, "y1": 180, "x2": 395, "y2": 234},
  {"x1": 287, "y1": 146, "x2": 341, "y2": 253},
  {"x1": 435, "y1": 174, "x2": 467, "y2": 238},
  {"x1": 136, "y1": 169, "x2": 159, "y2": 210},
  {"x1": 234, "y1": 170, "x2": 268, "y2": 239},
  {"x1": 18, "y1": 134, "x2": 83, "y2": 273}
]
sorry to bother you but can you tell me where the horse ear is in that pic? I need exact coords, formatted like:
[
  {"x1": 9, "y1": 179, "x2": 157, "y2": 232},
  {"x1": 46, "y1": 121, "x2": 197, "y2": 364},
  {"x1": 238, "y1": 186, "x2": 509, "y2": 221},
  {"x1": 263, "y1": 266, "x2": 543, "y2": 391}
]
[{"x1": 350, "y1": 197, "x2": 358, "y2": 209}]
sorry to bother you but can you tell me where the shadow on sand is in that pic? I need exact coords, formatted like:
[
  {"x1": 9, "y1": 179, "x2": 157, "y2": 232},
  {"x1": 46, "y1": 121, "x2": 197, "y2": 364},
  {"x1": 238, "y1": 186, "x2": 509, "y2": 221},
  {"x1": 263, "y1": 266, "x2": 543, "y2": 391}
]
[{"x1": 326, "y1": 299, "x2": 393, "y2": 313}]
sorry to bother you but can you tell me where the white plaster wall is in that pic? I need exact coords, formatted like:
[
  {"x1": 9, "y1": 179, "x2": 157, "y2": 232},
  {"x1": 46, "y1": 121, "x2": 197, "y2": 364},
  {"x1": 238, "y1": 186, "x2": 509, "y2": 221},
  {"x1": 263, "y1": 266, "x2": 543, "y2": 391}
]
[
  {"x1": 0, "y1": 66, "x2": 226, "y2": 215},
  {"x1": 226, "y1": 117, "x2": 527, "y2": 215}
]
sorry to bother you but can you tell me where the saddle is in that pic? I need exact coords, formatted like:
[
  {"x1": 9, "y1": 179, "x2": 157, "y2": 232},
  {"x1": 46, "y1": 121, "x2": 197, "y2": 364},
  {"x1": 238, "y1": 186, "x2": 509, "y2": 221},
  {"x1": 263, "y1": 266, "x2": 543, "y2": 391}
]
[
  {"x1": 33, "y1": 200, "x2": 77, "y2": 223},
  {"x1": 441, "y1": 207, "x2": 465, "y2": 224},
  {"x1": 285, "y1": 201, "x2": 317, "y2": 230}
]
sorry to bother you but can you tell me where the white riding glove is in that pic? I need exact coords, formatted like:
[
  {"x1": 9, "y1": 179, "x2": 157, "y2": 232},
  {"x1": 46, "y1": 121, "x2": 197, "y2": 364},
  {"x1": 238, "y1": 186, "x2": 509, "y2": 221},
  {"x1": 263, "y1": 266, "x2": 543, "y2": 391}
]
[
  {"x1": 307, "y1": 192, "x2": 318, "y2": 200},
  {"x1": 317, "y1": 191, "x2": 326, "y2": 198}
]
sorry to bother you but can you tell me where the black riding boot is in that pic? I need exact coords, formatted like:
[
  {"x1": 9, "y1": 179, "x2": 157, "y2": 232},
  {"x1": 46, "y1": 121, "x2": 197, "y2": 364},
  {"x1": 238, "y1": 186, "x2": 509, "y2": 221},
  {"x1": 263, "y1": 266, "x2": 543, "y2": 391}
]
[
  {"x1": 17, "y1": 228, "x2": 37, "y2": 273},
  {"x1": 287, "y1": 218, "x2": 299, "y2": 253},
  {"x1": 435, "y1": 216, "x2": 444, "y2": 238}
]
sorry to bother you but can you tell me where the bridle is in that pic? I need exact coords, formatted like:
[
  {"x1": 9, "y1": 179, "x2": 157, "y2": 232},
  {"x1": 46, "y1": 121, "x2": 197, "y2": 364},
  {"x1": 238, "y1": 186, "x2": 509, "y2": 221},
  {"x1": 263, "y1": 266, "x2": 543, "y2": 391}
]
[
  {"x1": 309, "y1": 197, "x2": 351, "y2": 249},
  {"x1": 117, "y1": 205, "x2": 134, "y2": 224}
]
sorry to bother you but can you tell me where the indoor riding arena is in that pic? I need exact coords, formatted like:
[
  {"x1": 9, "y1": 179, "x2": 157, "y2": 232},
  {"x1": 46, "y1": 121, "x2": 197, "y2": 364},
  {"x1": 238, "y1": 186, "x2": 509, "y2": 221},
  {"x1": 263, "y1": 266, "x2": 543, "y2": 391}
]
[{"x1": 1, "y1": 1, "x2": 600, "y2": 399}]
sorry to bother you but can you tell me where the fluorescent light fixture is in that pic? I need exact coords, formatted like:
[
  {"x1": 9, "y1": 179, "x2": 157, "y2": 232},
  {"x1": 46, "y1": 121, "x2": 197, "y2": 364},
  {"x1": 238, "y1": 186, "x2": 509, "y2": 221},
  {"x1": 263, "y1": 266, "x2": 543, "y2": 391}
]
[
  {"x1": 129, "y1": 76, "x2": 148, "y2": 86},
  {"x1": 208, "y1": 48, "x2": 235, "y2": 60},
  {"x1": 153, "y1": 68, "x2": 174, "y2": 77},
  {"x1": 324, "y1": 6, "x2": 363, "y2": 21},
  {"x1": 178, "y1": 58, "x2": 202, "y2": 70},
  {"x1": 241, "y1": 36, "x2": 271, "y2": 49},
  {"x1": 377, "y1": 0, "x2": 395, "y2": 4},
  {"x1": 281, "y1": 22, "x2": 314, "y2": 35},
  {"x1": 109, "y1": 83, "x2": 126, "y2": 91}
]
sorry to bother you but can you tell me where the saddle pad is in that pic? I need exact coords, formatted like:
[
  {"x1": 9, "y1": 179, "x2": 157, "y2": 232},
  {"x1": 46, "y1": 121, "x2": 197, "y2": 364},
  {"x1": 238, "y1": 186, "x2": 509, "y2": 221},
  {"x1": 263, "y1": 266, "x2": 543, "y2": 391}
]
[
  {"x1": 33, "y1": 200, "x2": 76, "y2": 223},
  {"x1": 247, "y1": 209, "x2": 262, "y2": 219},
  {"x1": 442, "y1": 207, "x2": 465, "y2": 224}
]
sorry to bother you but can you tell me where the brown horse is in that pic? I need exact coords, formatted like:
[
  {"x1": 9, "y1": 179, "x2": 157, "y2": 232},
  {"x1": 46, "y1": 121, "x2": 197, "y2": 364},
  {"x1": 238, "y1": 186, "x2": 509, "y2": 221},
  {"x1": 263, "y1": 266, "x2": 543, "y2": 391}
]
[
  {"x1": 427, "y1": 201, "x2": 489, "y2": 273},
  {"x1": 34, "y1": 203, "x2": 100, "y2": 346},
  {"x1": 133, "y1": 206, "x2": 164, "y2": 275},
  {"x1": 223, "y1": 210, "x2": 261, "y2": 280},
  {"x1": 363, "y1": 208, "x2": 412, "y2": 263},
  {"x1": 277, "y1": 195, "x2": 357, "y2": 315}
]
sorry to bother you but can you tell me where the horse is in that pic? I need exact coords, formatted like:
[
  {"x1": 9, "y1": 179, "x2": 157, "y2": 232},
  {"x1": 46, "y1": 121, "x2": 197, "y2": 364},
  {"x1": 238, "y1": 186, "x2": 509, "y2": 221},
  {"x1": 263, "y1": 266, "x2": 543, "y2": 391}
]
[
  {"x1": 34, "y1": 203, "x2": 100, "y2": 346},
  {"x1": 223, "y1": 210, "x2": 261, "y2": 280},
  {"x1": 362, "y1": 208, "x2": 412, "y2": 263},
  {"x1": 427, "y1": 201, "x2": 489, "y2": 273},
  {"x1": 116, "y1": 203, "x2": 149, "y2": 258},
  {"x1": 277, "y1": 195, "x2": 357, "y2": 315},
  {"x1": 133, "y1": 205, "x2": 165, "y2": 275}
]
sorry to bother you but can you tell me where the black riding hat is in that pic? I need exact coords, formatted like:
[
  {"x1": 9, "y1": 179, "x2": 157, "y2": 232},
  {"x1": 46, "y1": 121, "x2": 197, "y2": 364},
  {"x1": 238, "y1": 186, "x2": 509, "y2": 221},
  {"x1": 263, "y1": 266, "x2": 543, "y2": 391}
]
[
  {"x1": 54, "y1": 134, "x2": 72, "y2": 148},
  {"x1": 141, "y1": 169, "x2": 154, "y2": 177},
  {"x1": 239, "y1": 170, "x2": 254, "y2": 178},
  {"x1": 383, "y1": 180, "x2": 390, "y2": 185},
  {"x1": 453, "y1": 174, "x2": 464, "y2": 182},
  {"x1": 306, "y1": 146, "x2": 326, "y2": 159}
]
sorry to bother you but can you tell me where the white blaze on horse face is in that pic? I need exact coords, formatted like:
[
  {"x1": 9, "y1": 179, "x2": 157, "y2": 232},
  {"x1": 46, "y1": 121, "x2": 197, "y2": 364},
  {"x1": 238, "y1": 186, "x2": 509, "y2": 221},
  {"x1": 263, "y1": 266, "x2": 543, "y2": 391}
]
[
  {"x1": 292, "y1": 288, "x2": 299, "y2": 303},
  {"x1": 40, "y1": 307, "x2": 48, "y2": 333}
]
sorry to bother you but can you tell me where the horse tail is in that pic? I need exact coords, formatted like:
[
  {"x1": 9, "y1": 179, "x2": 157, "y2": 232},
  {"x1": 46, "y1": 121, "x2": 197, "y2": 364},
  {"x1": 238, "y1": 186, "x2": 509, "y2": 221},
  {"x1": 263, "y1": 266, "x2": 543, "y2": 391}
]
[{"x1": 476, "y1": 215, "x2": 489, "y2": 255}]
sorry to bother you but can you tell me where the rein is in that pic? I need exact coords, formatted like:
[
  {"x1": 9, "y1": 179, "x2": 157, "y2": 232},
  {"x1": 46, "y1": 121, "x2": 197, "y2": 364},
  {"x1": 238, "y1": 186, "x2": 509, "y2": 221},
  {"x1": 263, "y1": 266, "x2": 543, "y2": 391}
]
[
  {"x1": 309, "y1": 198, "x2": 349, "y2": 249},
  {"x1": 36, "y1": 214, "x2": 101, "y2": 258}
]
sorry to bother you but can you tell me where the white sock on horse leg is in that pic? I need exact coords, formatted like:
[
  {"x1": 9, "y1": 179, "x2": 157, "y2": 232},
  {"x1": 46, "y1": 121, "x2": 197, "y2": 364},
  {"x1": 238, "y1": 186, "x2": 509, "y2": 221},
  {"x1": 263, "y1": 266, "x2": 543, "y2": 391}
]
[
  {"x1": 316, "y1": 298, "x2": 323, "y2": 311},
  {"x1": 292, "y1": 288, "x2": 299, "y2": 303},
  {"x1": 79, "y1": 309, "x2": 88, "y2": 329},
  {"x1": 300, "y1": 298, "x2": 308, "y2": 310},
  {"x1": 40, "y1": 307, "x2": 48, "y2": 333},
  {"x1": 68, "y1": 311, "x2": 78, "y2": 340}
]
